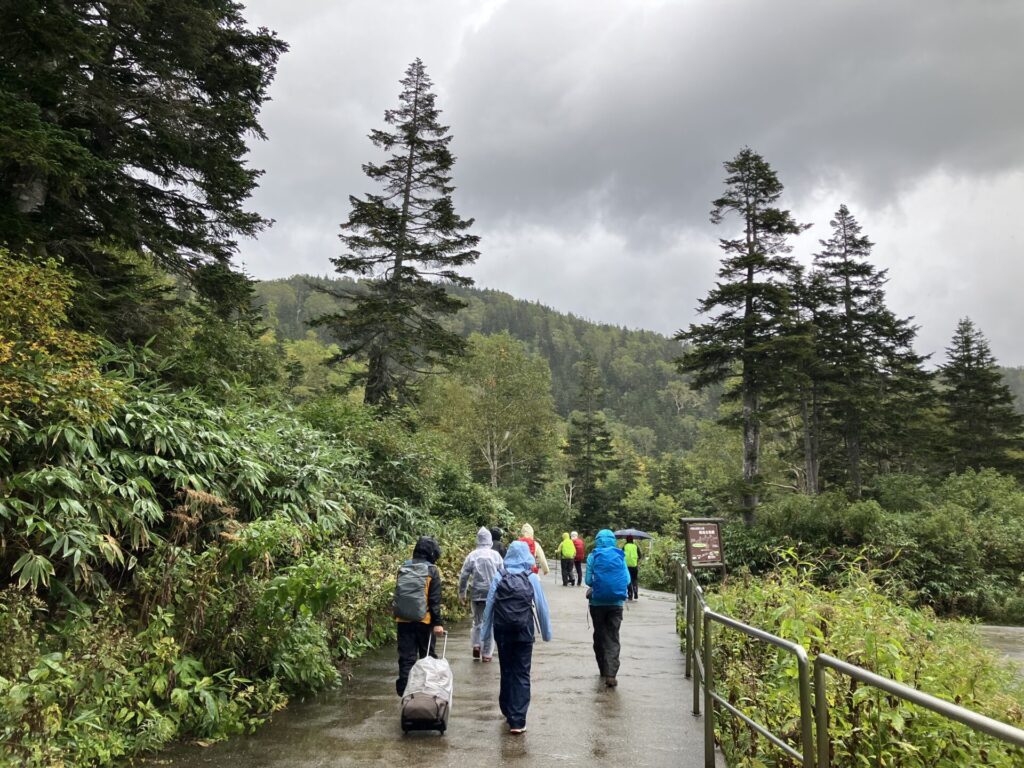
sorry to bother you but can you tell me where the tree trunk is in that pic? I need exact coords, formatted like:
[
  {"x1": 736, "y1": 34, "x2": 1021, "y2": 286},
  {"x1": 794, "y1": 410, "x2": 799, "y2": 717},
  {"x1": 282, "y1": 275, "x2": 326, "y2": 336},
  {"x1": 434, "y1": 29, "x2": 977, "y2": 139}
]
[
  {"x1": 846, "y1": 429, "x2": 862, "y2": 499},
  {"x1": 364, "y1": 343, "x2": 389, "y2": 406},
  {"x1": 800, "y1": 392, "x2": 819, "y2": 495},
  {"x1": 741, "y1": 386, "x2": 760, "y2": 525}
]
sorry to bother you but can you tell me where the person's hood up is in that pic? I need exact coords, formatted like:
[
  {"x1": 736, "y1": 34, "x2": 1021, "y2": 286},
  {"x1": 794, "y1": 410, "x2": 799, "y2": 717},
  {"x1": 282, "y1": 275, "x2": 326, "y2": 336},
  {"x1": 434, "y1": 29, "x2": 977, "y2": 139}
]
[
  {"x1": 594, "y1": 529, "x2": 617, "y2": 549},
  {"x1": 476, "y1": 527, "x2": 493, "y2": 548},
  {"x1": 570, "y1": 531, "x2": 578, "y2": 539},
  {"x1": 412, "y1": 536, "x2": 441, "y2": 563},
  {"x1": 561, "y1": 532, "x2": 570, "y2": 541},
  {"x1": 520, "y1": 523, "x2": 534, "y2": 539},
  {"x1": 504, "y1": 540, "x2": 536, "y2": 574},
  {"x1": 490, "y1": 527, "x2": 504, "y2": 542}
]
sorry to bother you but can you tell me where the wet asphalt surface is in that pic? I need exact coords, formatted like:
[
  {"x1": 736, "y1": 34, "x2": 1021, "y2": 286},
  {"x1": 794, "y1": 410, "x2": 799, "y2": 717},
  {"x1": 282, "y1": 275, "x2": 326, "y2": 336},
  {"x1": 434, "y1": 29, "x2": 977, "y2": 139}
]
[
  {"x1": 147, "y1": 572, "x2": 718, "y2": 767},
  {"x1": 979, "y1": 625, "x2": 1024, "y2": 677}
]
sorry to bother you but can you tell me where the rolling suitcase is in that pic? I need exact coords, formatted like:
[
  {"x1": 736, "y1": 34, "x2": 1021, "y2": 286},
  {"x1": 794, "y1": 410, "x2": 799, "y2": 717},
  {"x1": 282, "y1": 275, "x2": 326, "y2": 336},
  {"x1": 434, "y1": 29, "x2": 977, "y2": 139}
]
[{"x1": 401, "y1": 631, "x2": 453, "y2": 734}]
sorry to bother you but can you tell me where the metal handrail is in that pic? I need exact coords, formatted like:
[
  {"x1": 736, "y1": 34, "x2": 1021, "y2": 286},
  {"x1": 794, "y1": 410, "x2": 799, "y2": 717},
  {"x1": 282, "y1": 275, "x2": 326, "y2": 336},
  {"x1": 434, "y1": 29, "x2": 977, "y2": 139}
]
[
  {"x1": 679, "y1": 564, "x2": 815, "y2": 768},
  {"x1": 676, "y1": 561, "x2": 1024, "y2": 768},
  {"x1": 814, "y1": 653, "x2": 1024, "y2": 766}
]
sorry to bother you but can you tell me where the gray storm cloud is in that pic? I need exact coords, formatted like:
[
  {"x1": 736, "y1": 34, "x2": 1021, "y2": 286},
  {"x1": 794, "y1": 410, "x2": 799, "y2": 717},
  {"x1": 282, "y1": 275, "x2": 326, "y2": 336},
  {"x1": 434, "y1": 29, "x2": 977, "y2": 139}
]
[{"x1": 239, "y1": 0, "x2": 1024, "y2": 363}]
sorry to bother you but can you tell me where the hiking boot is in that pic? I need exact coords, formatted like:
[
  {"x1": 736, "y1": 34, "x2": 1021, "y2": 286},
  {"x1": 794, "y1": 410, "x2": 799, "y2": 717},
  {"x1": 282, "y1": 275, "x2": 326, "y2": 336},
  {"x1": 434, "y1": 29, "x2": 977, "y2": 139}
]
[
  {"x1": 605, "y1": 676, "x2": 618, "y2": 688},
  {"x1": 472, "y1": 646, "x2": 481, "y2": 659}
]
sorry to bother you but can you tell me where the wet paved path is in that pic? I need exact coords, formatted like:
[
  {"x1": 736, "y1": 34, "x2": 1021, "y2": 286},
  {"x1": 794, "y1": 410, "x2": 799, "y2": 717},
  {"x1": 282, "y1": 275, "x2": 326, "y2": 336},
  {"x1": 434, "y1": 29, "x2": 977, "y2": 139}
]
[
  {"x1": 152, "y1": 575, "x2": 718, "y2": 767},
  {"x1": 980, "y1": 625, "x2": 1024, "y2": 677}
]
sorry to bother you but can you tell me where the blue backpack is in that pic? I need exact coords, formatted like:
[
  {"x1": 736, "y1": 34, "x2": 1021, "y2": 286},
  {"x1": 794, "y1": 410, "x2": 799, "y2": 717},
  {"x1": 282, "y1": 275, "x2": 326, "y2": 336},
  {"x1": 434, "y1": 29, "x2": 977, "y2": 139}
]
[{"x1": 590, "y1": 548, "x2": 629, "y2": 602}]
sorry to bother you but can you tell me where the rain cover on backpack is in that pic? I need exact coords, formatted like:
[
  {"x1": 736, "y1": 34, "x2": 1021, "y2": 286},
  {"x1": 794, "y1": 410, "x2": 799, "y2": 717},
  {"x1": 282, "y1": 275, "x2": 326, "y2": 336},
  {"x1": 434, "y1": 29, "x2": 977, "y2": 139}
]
[
  {"x1": 393, "y1": 562, "x2": 430, "y2": 621},
  {"x1": 590, "y1": 547, "x2": 629, "y2": 602},
  {"x1": 493, "y1": 571, "x2": 536, "y2": 638}
]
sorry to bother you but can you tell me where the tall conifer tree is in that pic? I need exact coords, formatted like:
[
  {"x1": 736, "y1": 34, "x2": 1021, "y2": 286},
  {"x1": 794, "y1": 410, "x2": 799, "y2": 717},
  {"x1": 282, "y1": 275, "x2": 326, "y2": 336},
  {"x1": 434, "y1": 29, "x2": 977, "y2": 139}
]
[
  {"x1": 564, "y1": 358, "x2": 617, "y2": 532},
  {"x1": 811, "y1": 205, "x2": 930, "y2": 496},
  {"x1": 676, "y1": 148, "x2": 808, "y2": 523},
  {"x1": 317, "y1": 59, "x2": 480, "y2": 407},
  {"x1": 940, "y1": 319, "x2": 1024, "y2": 475},
  {"x1": 0, "y1": 1, "x2": 286, "y2": 333}
]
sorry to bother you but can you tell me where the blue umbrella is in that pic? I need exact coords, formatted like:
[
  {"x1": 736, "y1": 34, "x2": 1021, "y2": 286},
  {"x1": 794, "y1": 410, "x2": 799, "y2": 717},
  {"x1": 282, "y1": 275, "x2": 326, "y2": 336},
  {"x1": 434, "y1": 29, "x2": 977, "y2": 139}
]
[{"x1": 613, "y1": 528, "x2": 653, "y2": 540}]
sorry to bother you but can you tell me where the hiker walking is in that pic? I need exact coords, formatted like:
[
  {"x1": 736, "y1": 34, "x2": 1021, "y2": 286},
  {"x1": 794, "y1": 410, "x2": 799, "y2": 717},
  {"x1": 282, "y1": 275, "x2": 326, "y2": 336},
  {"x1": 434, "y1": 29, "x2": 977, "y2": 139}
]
[
  {"x1": 571, "y1": 531, "x2": 585, "y2": 586},
  {"x1": 393, "y1": 536, "x2": 445, "y2": 696},
  {"x1": 458, "y1": 527, "x2": 504, "y2": 661},
  {"x1": 490, "y1": 526, "x2": 507, "y2": 558},
  {"x1": 585, "y1": 528, "x2": 630, "y2": 687},
  {"x1": 517, "y1": 523, "x2": 549, "y2": 575},
  {"x1": 623, "y1": 535, "x2": 642, "y2": 600},
  {"x1": 558, "y1": 531, "x2": 576, "y2": 585},
  {"x1": 481, "y1": 540, "x2": 553, "y2": 733}
]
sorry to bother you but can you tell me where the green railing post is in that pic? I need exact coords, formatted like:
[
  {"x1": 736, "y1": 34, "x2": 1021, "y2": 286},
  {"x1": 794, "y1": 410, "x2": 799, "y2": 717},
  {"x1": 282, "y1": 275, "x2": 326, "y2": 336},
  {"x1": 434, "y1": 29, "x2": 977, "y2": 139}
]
[
  {"x1": 704, "y1": 612, "x2": 715, "y2": 768},
  {"x1": 814, "y1": 658, "x2": 830, "y2": 768},
  {"x1": 692, "y1": 579, "x2": 701, "y2": 716},
  {"x1": 796, "y1": 649, "x2": 815, "y2": 768},
  {"x1": 683, "y1": 567, "x2": 692, "y2": 679}
]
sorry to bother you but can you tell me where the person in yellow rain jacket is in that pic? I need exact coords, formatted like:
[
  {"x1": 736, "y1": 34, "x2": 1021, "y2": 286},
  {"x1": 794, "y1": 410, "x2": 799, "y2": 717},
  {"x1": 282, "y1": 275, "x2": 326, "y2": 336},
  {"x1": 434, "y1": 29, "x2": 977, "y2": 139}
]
[
  {"x1": 623, "y1": 535, "x2": 642, "y2": 601},
  {"x1": 559, "y1": 532, "x2": 577, "y2": 586}
]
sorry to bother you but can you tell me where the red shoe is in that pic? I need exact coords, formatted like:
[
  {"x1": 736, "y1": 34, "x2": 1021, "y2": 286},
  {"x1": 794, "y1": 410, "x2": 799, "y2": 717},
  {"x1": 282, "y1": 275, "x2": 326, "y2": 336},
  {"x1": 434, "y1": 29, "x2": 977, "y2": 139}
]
[{"x1": 472, "y1": 646, "x2": 481, "y2": 659}]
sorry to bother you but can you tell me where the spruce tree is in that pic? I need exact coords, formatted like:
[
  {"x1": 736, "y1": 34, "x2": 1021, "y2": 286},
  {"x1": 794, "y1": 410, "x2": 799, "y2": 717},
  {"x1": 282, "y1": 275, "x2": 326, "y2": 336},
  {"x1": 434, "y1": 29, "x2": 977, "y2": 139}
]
[
  {"x1": 786, "y1": 268, "x2": 828, "y2": 495},
  {"x1": 316, "y1": 59, "x2": 480, "y2": 407},
  {"x1": 811, "y1": 205, "x2": 930, "y2": 496},
  {"x1": 676, "y1": 148, "x2": 808, "y2": 523},
  {"x1": 940, "y1": 319, "x2": 1024, "y2": 475},
  {"x1": 0, "y1": 1, "x2": 286, "y2": 334},
  {"x1": 564, "y1": 358, "x2": 617, "y2": 532}
]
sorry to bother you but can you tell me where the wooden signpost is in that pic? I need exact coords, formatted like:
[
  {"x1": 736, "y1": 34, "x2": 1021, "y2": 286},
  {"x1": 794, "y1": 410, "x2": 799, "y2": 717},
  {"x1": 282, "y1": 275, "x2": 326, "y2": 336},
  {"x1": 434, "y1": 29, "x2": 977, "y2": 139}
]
[{"x1": 682, "y1": 517, "x2": 726, "y2": 579}]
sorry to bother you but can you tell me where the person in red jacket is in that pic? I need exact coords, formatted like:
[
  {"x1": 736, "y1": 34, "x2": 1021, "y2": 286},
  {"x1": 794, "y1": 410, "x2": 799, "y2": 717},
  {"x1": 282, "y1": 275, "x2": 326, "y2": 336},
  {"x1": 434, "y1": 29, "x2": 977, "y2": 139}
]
[
  {"x1": 571, "y1": 531, "x2": 585, "y2": 587},
  {"x1": 517, "y1": 523, "x2": 549, "y2": 575}
]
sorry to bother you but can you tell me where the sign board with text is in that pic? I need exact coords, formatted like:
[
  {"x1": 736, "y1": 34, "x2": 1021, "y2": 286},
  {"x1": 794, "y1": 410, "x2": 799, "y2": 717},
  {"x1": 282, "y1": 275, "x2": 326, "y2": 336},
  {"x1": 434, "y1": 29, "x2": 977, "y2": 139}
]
[{"x1": 683, "y1": 519, "x2": 725, "y2": 571}]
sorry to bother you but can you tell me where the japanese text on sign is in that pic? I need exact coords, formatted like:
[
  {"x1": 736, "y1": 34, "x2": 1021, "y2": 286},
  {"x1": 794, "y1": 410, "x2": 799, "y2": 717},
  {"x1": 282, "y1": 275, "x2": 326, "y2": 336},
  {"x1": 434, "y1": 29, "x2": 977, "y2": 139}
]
[{"x1": 686, "y1": 522, "x2": 723, "y2": 566}]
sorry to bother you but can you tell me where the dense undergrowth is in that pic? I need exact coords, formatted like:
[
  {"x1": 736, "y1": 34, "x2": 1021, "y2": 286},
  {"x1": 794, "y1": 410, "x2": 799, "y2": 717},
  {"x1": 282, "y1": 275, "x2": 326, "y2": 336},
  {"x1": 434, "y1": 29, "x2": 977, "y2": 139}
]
[
  {"x1": 0, "y1": 253, "x2": 502, "y2": 766},
  {"x1": 723, "y1": 472, "x2": 1024, "y2": 624},
  {"x1": 699, "y1": 561, "x2": 1024, "y2": 768}
]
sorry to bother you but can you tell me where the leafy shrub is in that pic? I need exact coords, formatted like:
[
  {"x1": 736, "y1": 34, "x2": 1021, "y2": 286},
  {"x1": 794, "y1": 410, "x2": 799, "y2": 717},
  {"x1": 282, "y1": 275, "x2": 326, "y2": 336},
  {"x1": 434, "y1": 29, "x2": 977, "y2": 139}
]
[
  {"x1": 721, "y1": 470, "x2": 1024, "y2": 623},
  {"x1": 642, "y1": 535, "x2": 685, "y2": 592},
  {"x1": 1, "y1": 353, "x2": 496, "y2": 765},
  {"x1": 700, "y1": 561, "x2": 1024, "y2": 767}
]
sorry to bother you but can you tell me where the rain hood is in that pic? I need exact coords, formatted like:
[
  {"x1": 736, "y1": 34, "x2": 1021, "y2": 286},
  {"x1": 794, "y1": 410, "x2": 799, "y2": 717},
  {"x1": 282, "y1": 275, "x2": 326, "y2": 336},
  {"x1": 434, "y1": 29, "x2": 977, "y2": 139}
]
[{"x1": 503, "y1": 540, "x2": 536, "y2": 574}]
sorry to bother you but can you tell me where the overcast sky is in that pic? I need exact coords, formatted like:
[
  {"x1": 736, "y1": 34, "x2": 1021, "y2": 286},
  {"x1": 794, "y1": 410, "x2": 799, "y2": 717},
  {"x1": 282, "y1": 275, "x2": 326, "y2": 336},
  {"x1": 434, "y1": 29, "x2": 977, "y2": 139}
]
[{"x1": 238, "y1": 0, "x2": 1024, "y2": 366}]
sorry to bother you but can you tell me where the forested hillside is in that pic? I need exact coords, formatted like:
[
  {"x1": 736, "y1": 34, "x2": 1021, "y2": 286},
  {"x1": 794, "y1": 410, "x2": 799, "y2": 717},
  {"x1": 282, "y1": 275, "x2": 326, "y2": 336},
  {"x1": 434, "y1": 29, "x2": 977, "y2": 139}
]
[{"x1": 255, "y1": 275, "x2": 719, "y2": 453}]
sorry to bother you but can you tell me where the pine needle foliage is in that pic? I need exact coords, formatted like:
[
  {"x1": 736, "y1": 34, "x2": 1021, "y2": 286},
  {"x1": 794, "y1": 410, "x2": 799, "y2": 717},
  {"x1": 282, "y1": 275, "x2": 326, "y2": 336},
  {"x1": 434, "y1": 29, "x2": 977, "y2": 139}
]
[
  {"x1": 677, "y1": 148, "x2": 809, "y2": 522},
  {"x1": 564, "y1": 358, "x2": 617, "y2": 531},
  {"x1": 809, "y1": 205, "x2": 932, "y2": 496},
  {"x1": 316, "y1": 59, "x2": 480, "y2": 408},
  {"x1": 940, "y1": 318, "x2": 1024, "y2": 475},
  {"x1": 0, "y1": 0, "x2": 286, "y2": 328}
]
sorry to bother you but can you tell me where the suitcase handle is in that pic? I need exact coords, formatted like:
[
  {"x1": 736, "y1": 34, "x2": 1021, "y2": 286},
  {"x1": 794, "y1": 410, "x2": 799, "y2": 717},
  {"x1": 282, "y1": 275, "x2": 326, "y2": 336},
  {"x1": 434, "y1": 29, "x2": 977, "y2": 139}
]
[{"x1": 428, "y1": 629, "x2": 448, "y2": 660}]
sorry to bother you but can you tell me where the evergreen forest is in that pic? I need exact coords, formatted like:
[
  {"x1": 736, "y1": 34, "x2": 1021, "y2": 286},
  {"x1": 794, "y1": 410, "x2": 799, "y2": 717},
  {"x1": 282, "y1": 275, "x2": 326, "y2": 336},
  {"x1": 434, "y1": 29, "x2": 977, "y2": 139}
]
[{"x1": 1, "y1": 3, "x2": 1023, "y2": 766}]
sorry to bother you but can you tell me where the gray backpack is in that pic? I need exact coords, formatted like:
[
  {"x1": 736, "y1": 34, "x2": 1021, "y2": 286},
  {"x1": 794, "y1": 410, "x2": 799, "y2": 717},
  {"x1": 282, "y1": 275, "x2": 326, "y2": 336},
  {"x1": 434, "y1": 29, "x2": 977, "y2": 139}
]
[{"x1": 394, "y1": 561, "x2": 431, "y2": 621}]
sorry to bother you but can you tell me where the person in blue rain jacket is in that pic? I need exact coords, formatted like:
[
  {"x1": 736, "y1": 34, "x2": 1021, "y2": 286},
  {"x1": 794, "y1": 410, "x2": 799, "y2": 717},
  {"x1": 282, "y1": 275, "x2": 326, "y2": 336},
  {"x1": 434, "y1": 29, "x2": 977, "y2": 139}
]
[
  {"x1": 481, "y1": 540, "x2": 553, "y2": 734},
  {"x1": 586, "y1": 528, "x2": 630, "y2": 688}
]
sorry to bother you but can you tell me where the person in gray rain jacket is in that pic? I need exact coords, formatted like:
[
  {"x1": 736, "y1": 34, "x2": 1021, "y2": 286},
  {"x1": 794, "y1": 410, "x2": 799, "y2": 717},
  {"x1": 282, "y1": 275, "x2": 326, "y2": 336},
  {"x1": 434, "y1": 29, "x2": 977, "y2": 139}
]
[
  {"x1": 458, "y1": 527, "x2": 505, "y2": 661},
  {"x1": 481, "y1": 540, "x2": 553, "y2": 734}
]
